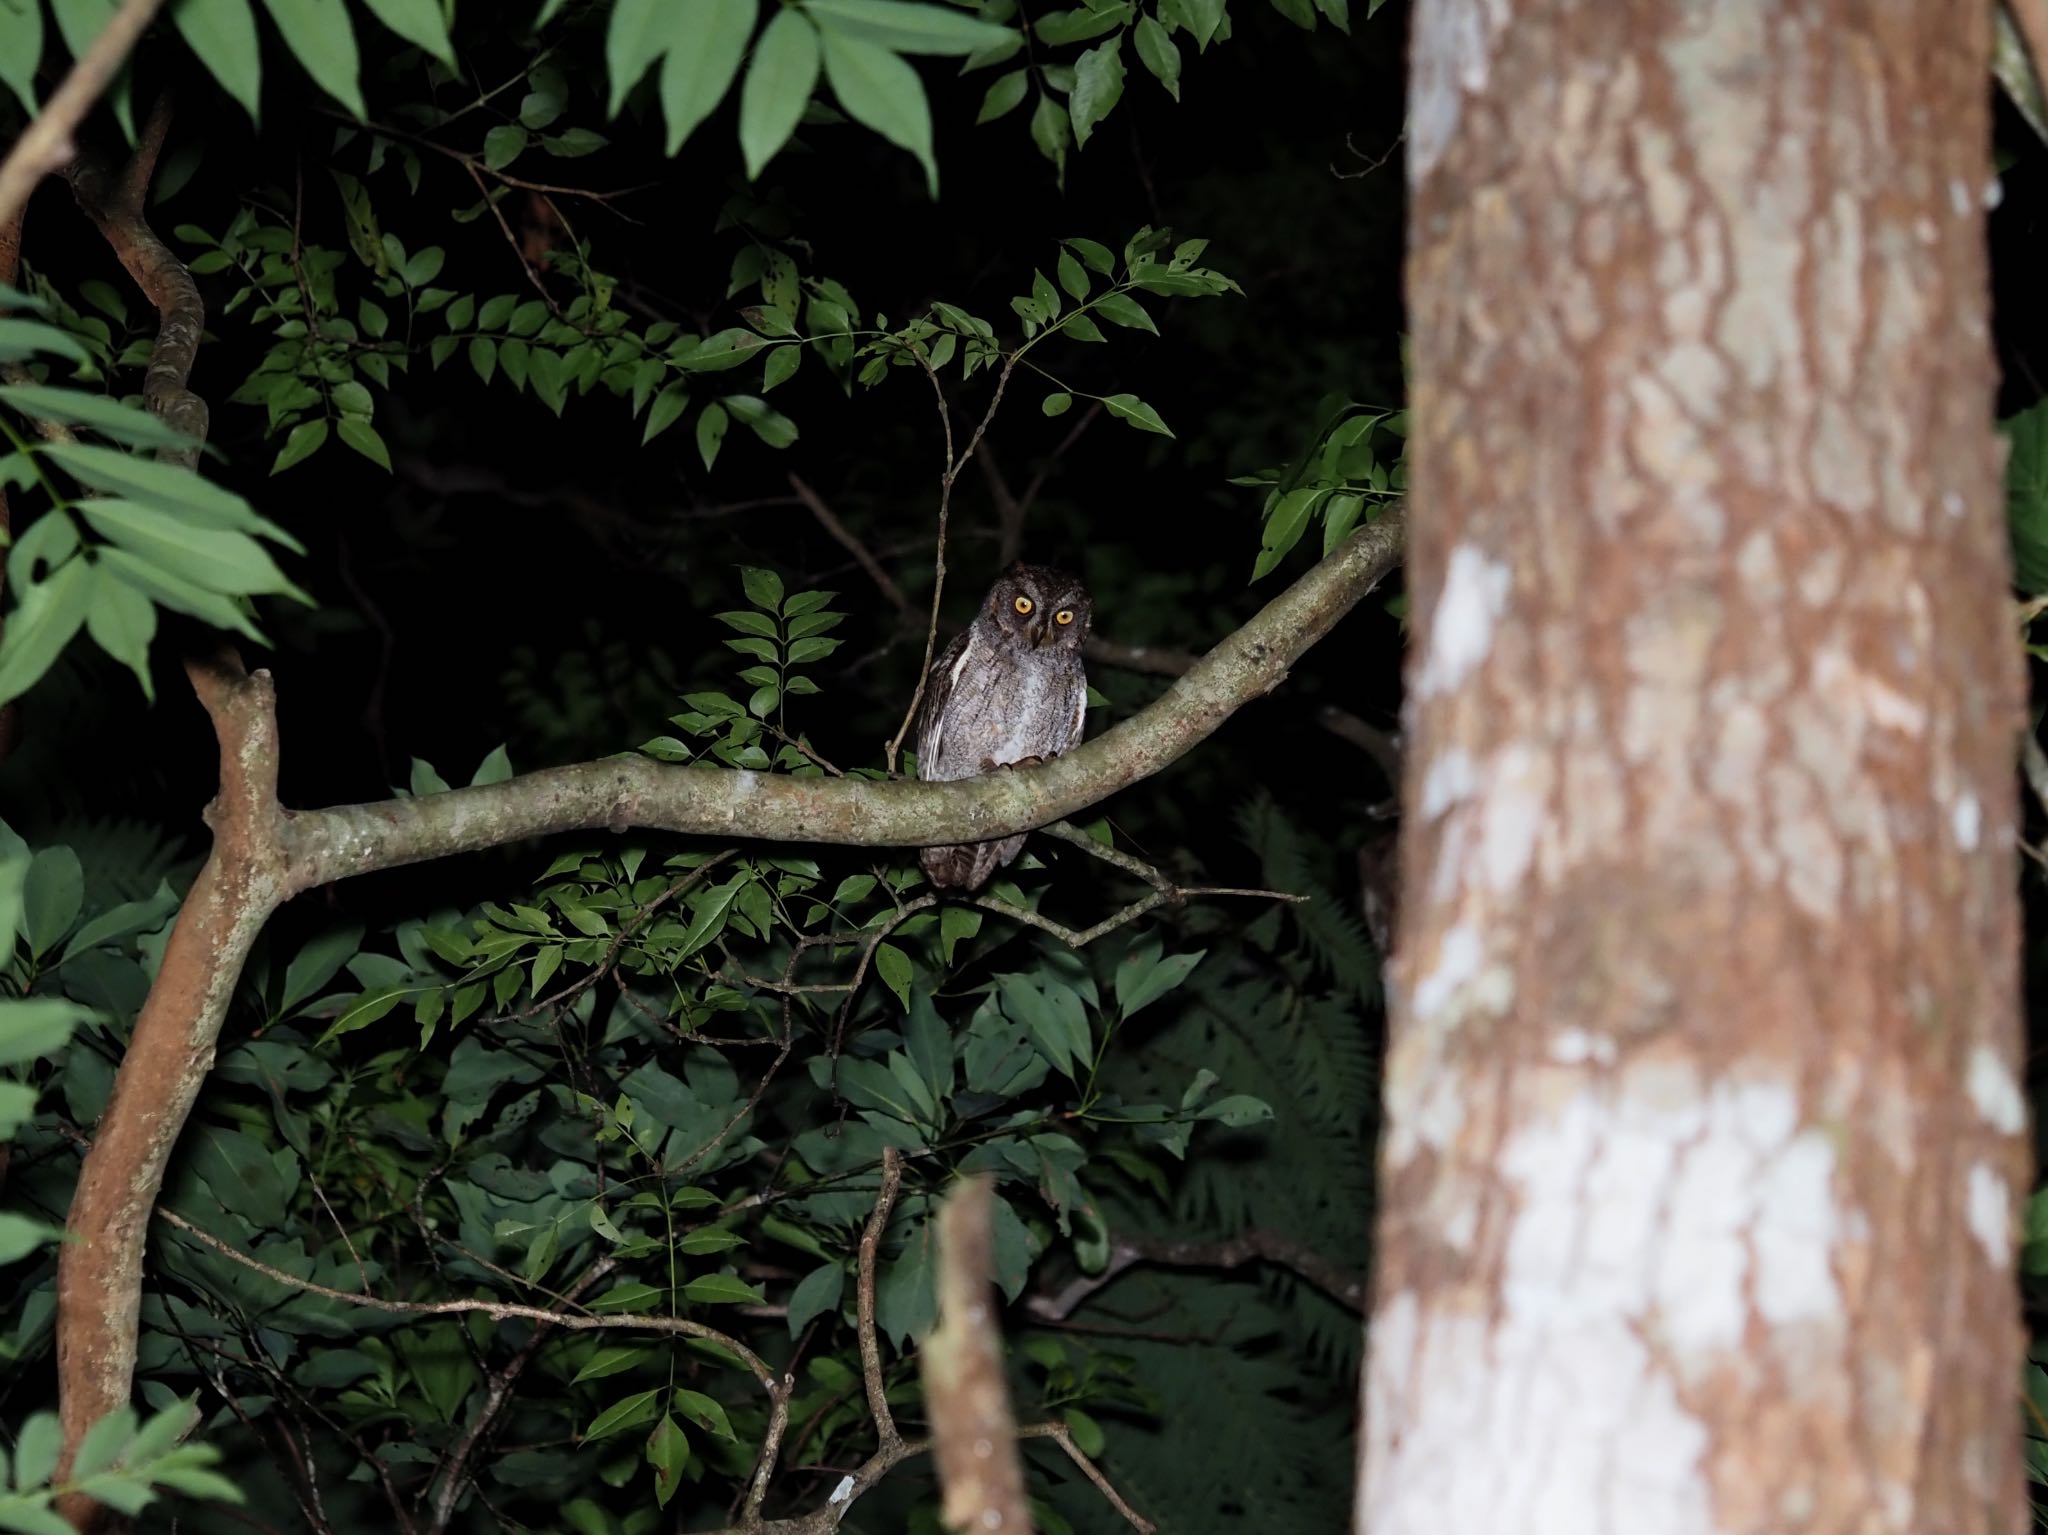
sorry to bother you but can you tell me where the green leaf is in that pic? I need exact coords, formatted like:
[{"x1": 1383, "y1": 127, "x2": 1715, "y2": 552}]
[
  {"x1": 1101, "y1": 392, "x2": 1171, "y2": 436},
  {"x1": 571, "y1": 1345, "x2": 648, "y2": 1384},
  {"x1": 1133, "y1": 14, "x2": 1180, "y2": 98},
  {"x1": 280, "y1": 924, "x2": 363, "y2": 1013},
  {"x1": 723, "y1": 393, "x2": 797, "y2": 448},
  {"x1": 874, "y1": 942, "x2": 912, "y2": 1010},
  {"x1": 976, "y1": 67, "x2": 1027, "y2": 123},
  {"x1": 605, "y1": 0, "x2": 666, "y2": 115},
  {"x1": 672, "y1": 1388, "x2": 737, "y2": 1440},
  {"x1": 1199, "y1": 1093, "x2": 1273, "y2": 1126},
  {"x1": 171, "y1": 0, "x2": 263, "y2": 120},
  {"x1": 785, "y1": 1262, "x2": 845, "y2": 1335},
  {"x1": 483, "y1": 123, "x2": 527, "y2": 169},
  {"x1": 645, "y1": 1414, "x2": 688, "y2": 1508},
  {"x1": 0, "y1": 555, "x2": 92, "y2": 708},
  {"x1": 259, "y1": 0, "x2": 365, "y2": 118},
  {"x1": 51, "y1": 0, "x2": 134, "y2": 140},
  {"x1": 336, "y1": 416, "x2": 391, "y2": 470},
  {"x1": 803, "y1": 0, "x2": 1011, "y2": 53},
  {"x1": 40, "y1": 442, "x2": 301, "y2": 547},
  {"x1": 820, "y1": 30, "x2": 937, "y2": 196},
  {"x1": 2007, "y1": 400, "x2": 2048, "y2": 594},
  {"x1": 738, "y1": 9, "x2": 821, "y2": 181},
  {"x1": 1252, "y1": 485, "x2": 1317, "y2": 579},
  {"x1": 762, "y1": 343, "x2": 801, "y2": 391},
  {"x1": 1041, "y1": 391, "x2": 1072, "y2": 417},
  {"x1": 742, "y1": 566, "x2": 785, "y2": 609},
  {"x1": 939, "y1": 906, "x2": 980, "y2": 964},
  {"x1": 1070, "y1": 35, "x2": 1125, "y2": 148},
  {"x1": 469, "y1": 336, "x2": 498, "y2": 384},
  {"x1": 1034, "y1": 3, "x2": 1127, "y2": 43},
  {"x1": 1180, "y1": 0, "x2": 1224, "y2": 45},
  {"x1": 678, "y1": 327, "x2": 765, "y2": 372},
  {"x1": 584, "y1": 1388, "x2": 662, "y2": 1442},
  {"x1": 0, "y1": 1211, "x2": 65, "y2": 1267},
  {"x1": 83, "y1": 563, "x2": 157, "y2": 699},
  {"x1": 271, "y1": 417, "x2": 328, "y2": 473},
  {"x1": 0, "y1": 997, "x2": 90, "y2": 1067},
  {"x1": 1322, "y1": 490, "x2": 1365, "y2": 554},
  {"x1": 1064, "y1": 236, "x2": 1116, "y2": 273},
  {"x1": 681, "y1": 1272, "x2": 766, "y2": 1304},
  {"x1": 643, "y1": 382, "x2": 689, "y2": 444},
  {"x1": 1114, "y1": 943, "x2": 1205, "y2": 1018},
  {"x1": 696, "y1": 401, "x2": 729, "y2": 469},
  {"x1": 1029, "y1": 94, "x2": 1070, "y2": 184},
  {"x1": 1055, "y1": 250, "x2": 1090, "y2": 301},
  {"x1": 0, "y1": 384, "x2": 198, "y2": 451},
  {"x1": 0, "y1": 318, "x2": 89, "y2": 364},
  {"x1": 659, "y1": 0, "x2": 757, "y2": 153},
  {"x1": 358, "y1": 0, "x2": 454, "y2": 64},
  {"x1": 0, "y1": 0, "x2": 43, "y2": 115},
  {"x1": 81, "y1": 499, "x2": 305, "y2": 601}
]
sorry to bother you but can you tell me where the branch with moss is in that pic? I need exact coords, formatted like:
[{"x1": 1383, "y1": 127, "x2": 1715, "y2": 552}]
[{"x1": 53, "y1": 507, "x2": 1405, "y2": 1504}]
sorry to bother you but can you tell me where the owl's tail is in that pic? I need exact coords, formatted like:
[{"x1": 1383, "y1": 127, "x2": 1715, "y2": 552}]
[{"x1": 920, "y1": 834, "x2": 1026, "y2": 892}]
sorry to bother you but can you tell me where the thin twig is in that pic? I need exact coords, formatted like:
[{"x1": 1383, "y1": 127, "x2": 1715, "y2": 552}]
[
  {"x1": 1024, "y1": 1229, "x2": 1366, "y2": 1323},
  {"x1": 973, "y1": 884, "x2": 1303, "y2": 951},
  {"x1": 0, "y1": 0, "x2": 165, "y2": 231},
  {"x1": 154, "y1": 1209, "x2": 775, "y2": 1388},
  {"x1": 856, "y1": 1148, "x2": 905, "y2": 1445},
  {"x1": 1019, "y1": 1423, "x2": 1156, "y2": 1534},
  {"x1": 790, "y1": 472, "x2": 910, "y2": 618},
  {"x1": 465, "y1": 160, "x2": 558, "y2": 311}
]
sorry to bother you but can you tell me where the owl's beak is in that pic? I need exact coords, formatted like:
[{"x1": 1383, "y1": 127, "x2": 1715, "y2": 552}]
[{"x1": 1028, "y1": 615, "x2": 1049, "y2": 647}]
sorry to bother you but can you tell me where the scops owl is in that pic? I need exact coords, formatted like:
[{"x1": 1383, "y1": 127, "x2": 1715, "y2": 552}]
[{"x1": 915, "y1": 563, "x2": 1093, "y2": 890}]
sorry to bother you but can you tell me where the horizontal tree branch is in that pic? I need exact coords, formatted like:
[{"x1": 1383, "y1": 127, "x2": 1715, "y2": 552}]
[
  {"x1": 280, "y1": 507, "x2": 1407, "y2": 892},
  {"x1": 0, "y1": 0, "x2": 164, "y2": 232}
]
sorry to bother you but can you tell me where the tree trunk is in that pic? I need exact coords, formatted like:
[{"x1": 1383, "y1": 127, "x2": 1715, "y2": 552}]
[{"x1": 1359, "y1": 4, "x2": 2026, "y2": 1531}]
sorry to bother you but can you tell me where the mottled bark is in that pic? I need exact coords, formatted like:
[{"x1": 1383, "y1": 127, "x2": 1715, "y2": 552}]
[{"x1": 1361, "y1": 4, "x2": 2023, "y2": 1534}]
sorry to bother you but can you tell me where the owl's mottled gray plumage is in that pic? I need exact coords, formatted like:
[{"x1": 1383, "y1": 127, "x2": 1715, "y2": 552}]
[{"x1": 915, "y1": 563, "x2": 1092, "y2": 890}]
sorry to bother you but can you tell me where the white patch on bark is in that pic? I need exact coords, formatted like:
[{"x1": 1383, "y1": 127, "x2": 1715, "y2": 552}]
[
  {"x1": 1477, "y1": 745, "x2": 1551, "y2": 892},
  {"x1": 1967, "y1": 1163, "x2": 2010, "y2": 1266},
  {"x1": 1967, "y1": 1043, "x2": 2026, "y2": 1135},
  {"x1": 1362, "y1": 1059, "x2": 1852, "y2": 1533},
  {"x1": 1411, "y1": 922, "x2": 1482, "y2": 1019},
  {"x1": 1550, "y1": 1027, "x2": 1615, "y2": 1066},
  {"x1": 1951, "y1": 792, "x2": 1981, "y2": 850},
  {"x1": 1416, "y1": 545, "x2": 1511, "y2": 698},
  {"x1": 1420, "y1": 747, "x2": 1478, "y2": 818},
  {"x1": 1407, "y1": 0, "x2": 1510, "y2": 184}
]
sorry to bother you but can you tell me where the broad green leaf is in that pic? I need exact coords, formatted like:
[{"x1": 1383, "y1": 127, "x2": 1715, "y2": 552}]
[
  {"x1": 1252, "y1": 485, "x2": 1318, "y2": 579},
  {"x1": 83, "y1": 563, "x2": 157, "y2": 699},
  {"x1": 483, "y1": 124, "x2": 526, "y2": 169},
  {"x1": 337, "y1": 416, "x2": 392, "y2": 470},
  {"x1": 584, "y1": 1388, "x2": 662, "y2": 1441},
  {"x1": 52, "y1": 0, "x2": 135, "y2": 139},
  {"x1": 659, "y1": 0, "x2": 757, "y2": 153},
  {"x1": 95, "y1": 546, "x2": 264, "y2": 640},
  {"x1": 1114, "y1": 944, "x2": 1204, "y2": 1018},
  {"x1": 1029, "y1": 93, "x2": 1069, "y2": 185},
  {"x1": 79, "y1": 500, "x2": 306, "y2": 599},
  {"x1": 40, "y1": 442, "x2": 302, "y2": 548},
  {"x1": 0, "y1": 555, "x2": 92, "y2": 708},
  {"x1": 1133, "y1": 14, "x2": 1180, "y2": 98},
  {"x1": 696, "y1": 401, "x2": 729, "y2": 469},
  {"x1": 643, "y1": 383, "x2": 688, "y2": 443},
  {"x1": 171, "y1": 0, "x2": 262, "y2": 120},
  {"x1": 271, "y1": 417, "x2": 328, "y2": 473},
  {"x1": 786, "y1": 1262, "x2": 844, "y2": 1335},
  {"x1": 802, "y1": 0, "x2": 1010, "y2": 53},
  {"x1": 1322, "y1": 490, "x2": 1365, "y2": 554},
  {"x1": 1055, "y1": 250, "x2": 1090, "y2": 301},
  {"x1": 820, "y1": 30, "x2": 936, "y2": 196},
  {"x1": 11, "y1": 1411, "x2": 60, "y2": 1492},
  {"x1": 672, "y1": 1388, "x2": 737, "y2": 1440},
  {"x1": 1069, "y1": 35, "x2": 1125, "y2": 148},
  {"x1": 605, "y1": 0, "x2": 666, "y2": 115},
  {"x1": 0, "y1": 317, "x2": 90, "y2": 363},
  {"x1": 1180, "y1": 0, "x2": 1224, "y2": 45},
  {"x1": 874, "y1": 942, "x2": 912, "y2": 1010},
  {"x1": 0, "y1": 1211, "x2": 66, "y2": 1266},
  {"x1": 681, "y1": 1272, "x2": 765, "y2": 1304},
  {"x1": 645, "y1": 1414, "x2": 688, "y2": 1508},
  {"x1": 0, "y1": 0, "x2": 43, "y2": 114},
  {"x1": 976, "y1": 67, "x2": 1027, "y2": 123},
  {"x1": 0, "y1": 383, "x2": 200, "y2": 451},
  {"x1": 738, "y1": 9, "x2": 820, "y2": 181},
  {"x1": 1199, "y1": 1093, "x2": 1274, "y2": 1126},
  {"x1": 0, "y1": 997, "x2": 90, "y2": 1066},
  {"x1": 1101, "y1": 392, "x2": 1171, "y2": 437},
  {"x1": 1041, "y1": 391, "x2": 1072, "y2": 417},
  {"x1": 1063, "y1": 236, "x2": 1115, "y2": 273},
  {"x1": 259, "y1": 0, "x2": 366, "y2": 118},
  {"x1": 723, "y1": 392, "x2": 797, "y2": 448},
  {"x1": 571, "y1": 1345, "x2": 648, "y2": 1384},
  {"x1": 677, "y1": 327, "x2": 765, "y2": 372},
  {"x1": 741, "y1": 566, "x2": 784, "y2": 608},
  {"x1": 358, "y1": 0, "x2": 454, "y2": 64}
]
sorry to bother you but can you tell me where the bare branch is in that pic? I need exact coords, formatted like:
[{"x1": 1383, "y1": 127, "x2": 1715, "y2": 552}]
[
  {"x1": 923, "y1": 1175, "x2": 1033, "y2": 1535},
  {"x1": 0, "y1": 0, "x2": 164, "y2": 232},
  {"x1": 1019, "y1": 1423, "x2": 1155, "y2": 1535},
  {"x1": 2010, "y1": 0, "x2": 2048, "y2": 99},
  {"x1": 789, "y1": 472, "x2": 911, "y2": 618},
  {"x1": 1025, "y1": 1228, "x2": 1367, "y2": 1323},
  {"x1": 857, "y1": 1148, "x2": 905, "y2": 1445}
]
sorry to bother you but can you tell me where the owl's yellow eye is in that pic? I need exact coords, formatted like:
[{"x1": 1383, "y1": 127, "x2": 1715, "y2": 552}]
[
  {"x1": 1054, "y1": 609, "x2": 1074, "y2": 626},
  {"x1": 1013, "y1": 596, "x2": 1035, "y2": 615}
]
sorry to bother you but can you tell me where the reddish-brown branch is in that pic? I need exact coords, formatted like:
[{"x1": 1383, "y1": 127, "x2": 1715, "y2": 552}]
[{"x1": 856, "y1": 1148, "x2": 905, "y2": 1445}]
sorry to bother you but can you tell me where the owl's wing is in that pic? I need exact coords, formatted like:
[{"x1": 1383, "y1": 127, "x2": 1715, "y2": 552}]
[{"x1": 915, "y1": 628, "x2": 974, "y2": 779}]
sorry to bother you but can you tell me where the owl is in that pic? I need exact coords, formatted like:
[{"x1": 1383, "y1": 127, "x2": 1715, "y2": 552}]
[{"x1": 915, "y1": 563, "x2": 1093, "y2": 890}]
